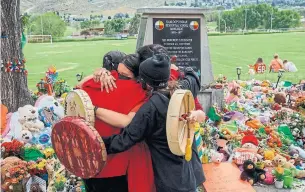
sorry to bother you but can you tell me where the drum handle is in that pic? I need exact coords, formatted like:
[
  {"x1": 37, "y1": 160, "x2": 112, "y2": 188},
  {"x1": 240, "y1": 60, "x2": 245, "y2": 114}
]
[{"x1": 185, "y1": 94, "x2": 192, "y2": 162}]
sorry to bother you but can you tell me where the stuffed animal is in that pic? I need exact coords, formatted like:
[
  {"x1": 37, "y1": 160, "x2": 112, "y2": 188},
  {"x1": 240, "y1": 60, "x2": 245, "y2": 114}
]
[
  {"x1": 264, "y1": 150, "x2": 275, "y2": 161},
  {"x1": 267, "y1": 132, "x2": 282, "y2": 148},
  {"x1": 245, "y1": 119, "x2": 262, "y2": 129},
  {"x1": 231, "y1": 135, "x2": 262, "y2": 165},
  {"x1": 263, "y1": 160, "x2": 275, "y2": 185},
  {"x1": 240, "y1": 160, "x2": 266, "y2": 185},
  {"x1": 21, "y1": 129, "x2": 34, "y2": 143},
  {"x1": 283, "y1": 169, "x2": 294, "y2": 189},
  {"x1": 289, "y1": 145, "x2": 305, "y2": 159},
  {"x1": 216, "y1": 139, "x2": 230, "y2": 161},
  {"x1": 30, "y1": 183, "x2": 43, "y2": 192},
  {"x1": 18, "y1": 105, "x2": 44, "y2": 133},
  {"x1": 273, "y1": 154, "x2": 294, "y2": 169},
  {"x1": 274, "y1": 92, "x2": 287, "y2": 105},
  {"x1": 210, "y1": 150, "x2": 224, "y2": 164}
]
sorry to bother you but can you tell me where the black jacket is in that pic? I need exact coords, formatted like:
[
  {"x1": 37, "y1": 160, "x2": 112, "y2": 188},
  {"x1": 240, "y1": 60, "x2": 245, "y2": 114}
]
[{"x1": 102, "y1": 70, "x2": 205, "y2": 192}]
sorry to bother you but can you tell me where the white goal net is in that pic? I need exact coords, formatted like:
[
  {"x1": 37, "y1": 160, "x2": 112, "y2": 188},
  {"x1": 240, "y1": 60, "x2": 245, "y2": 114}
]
[{"x1": 27, "y1": 35, "x2": 53, "y2": 43}]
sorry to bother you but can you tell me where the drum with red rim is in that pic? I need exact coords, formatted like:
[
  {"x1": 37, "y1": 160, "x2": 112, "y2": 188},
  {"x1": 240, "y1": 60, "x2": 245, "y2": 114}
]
[{"x1": 52, "y1": 117, "x2": 107, "y2": 178}]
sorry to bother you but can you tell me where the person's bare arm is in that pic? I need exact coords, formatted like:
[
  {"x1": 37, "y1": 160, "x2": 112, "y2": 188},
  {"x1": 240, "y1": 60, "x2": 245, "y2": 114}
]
[
  {"x1": 96, "y1": 108, "x2": 136, "y2": 128},
  {"x1": 76, "y1": 75, "x2": 93, "y2": 89}
]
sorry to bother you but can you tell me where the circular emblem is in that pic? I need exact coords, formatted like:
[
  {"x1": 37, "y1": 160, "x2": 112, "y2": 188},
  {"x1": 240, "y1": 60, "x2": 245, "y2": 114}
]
[
  {"x1": 155, "y1": 20, "x2": 164, "y2": 31},
  {"x1": 189, "y1": 21, "x2": 199, "y2": 31},
  {"x1": 39, "y1": 133, "x2": 50, "y2": 145}
]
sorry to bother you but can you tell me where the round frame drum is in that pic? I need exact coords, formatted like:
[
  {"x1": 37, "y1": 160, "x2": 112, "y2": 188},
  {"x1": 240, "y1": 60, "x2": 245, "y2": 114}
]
[
  {"x1": 166, "y1": 90, "x2": 195, "y2": 156},
  {"x1": 52, "y1": 117, "x2": 107, "y2": 178},
  {"x1": 64, "y1": 89, "x2": 95, "y2": 126}
]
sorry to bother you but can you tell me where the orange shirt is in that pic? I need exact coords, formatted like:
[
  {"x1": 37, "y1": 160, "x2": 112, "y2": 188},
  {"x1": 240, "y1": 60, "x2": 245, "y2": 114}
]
[
  {"x1": 270, "y1": 59, "x2": 283, "y2": 72},
  {"x1": 254, "y1": 63, "x2": 266, "y2": 74}
]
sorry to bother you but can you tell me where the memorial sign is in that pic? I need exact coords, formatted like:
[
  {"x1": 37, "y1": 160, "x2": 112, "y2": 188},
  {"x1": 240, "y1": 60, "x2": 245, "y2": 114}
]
[
  {"x1": 136, "y1": 7, "x2": 214, "y2": 86},
  {"x1": 153, "y1": 18, "x2": 201, "y2": 78}
]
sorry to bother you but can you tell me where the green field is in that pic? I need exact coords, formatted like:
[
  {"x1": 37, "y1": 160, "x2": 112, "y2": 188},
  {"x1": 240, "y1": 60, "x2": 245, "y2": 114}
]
[{"x1": 24, "y1": 32, "x2": 305, "y2": 89}]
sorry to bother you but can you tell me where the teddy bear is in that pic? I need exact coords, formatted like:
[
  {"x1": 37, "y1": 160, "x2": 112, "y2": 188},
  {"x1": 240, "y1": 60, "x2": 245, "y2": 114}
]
[
  {"x1": 18, "y1": 105, "x2": 44, "y2": 133},
  {"x1": 240, "y1": 160, "x2": 266, "y2": 185},
  {"x1": 273, "y1": 154, "x2": 295, "y2": 169},
  {"x1": 273, "y1": 154, "x2": 305, "y2": 178},
  {"x1": 263, "y1": 160, "x2": 275, "y2": 185}
]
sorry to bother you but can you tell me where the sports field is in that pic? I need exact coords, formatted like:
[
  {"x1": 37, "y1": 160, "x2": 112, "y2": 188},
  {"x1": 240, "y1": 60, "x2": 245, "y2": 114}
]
[{"x1": 24, "y1": 32, "x2": 305, "y2": 89}]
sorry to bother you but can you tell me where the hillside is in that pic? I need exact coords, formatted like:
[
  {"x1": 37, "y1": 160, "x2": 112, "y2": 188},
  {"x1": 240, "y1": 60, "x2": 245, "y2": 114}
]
[{"x1": 21, "y1": 0, "x2": 193, "y2": 16}]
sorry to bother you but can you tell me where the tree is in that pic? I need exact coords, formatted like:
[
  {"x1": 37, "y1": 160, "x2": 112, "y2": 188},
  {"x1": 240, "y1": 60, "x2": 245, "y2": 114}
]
[
  {"x1": 1, "y1": 0, "x2": 33, "y2": 112},
  {"x1": 125, "y1": 13, "x2": 129, "y2": 18},
  {"x1": 91, "y1": 20, "x2": 101, "y2": 28},
  {"x1": 108, "y1": 16, "x2": 112, "y2": 20},
  {"x1": 272, "y1": 10, "x2": 301, "y2": 29},
  {"x1": 21, "y1": 13, "x2": 31, "y2": 31},
  {"x1": 129, "y1": 14, "x2": 141, "y2": 35},
  {"x1": 31, "y1": 12, "x2": 66, "y2": 37},
  {"x1": 112, "y1": 19, "x2": 126, "y2": 32},
  {"x1": 114, "y1": 13, "x2": 124, "y2": 19},
  {"x1": 104, "y1": 20, "x2": 115, "y2": 35},
  {"x1": 164, "y1": 1, "x2": 168, "y2": 6},
  {"x1": 216, "y1": 4, "x2": 301, "y2": 31},
  {"x1": 80, "y1": 20, "x2": 91, "y2": 29}
]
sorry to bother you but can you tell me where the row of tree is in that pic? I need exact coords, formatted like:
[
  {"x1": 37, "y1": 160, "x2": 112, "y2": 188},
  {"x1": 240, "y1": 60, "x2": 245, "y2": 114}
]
[
  {"x1": 22, "y1": 12, "x2": 67, "y2": 37},
  {"x1": 217, "y1": 4, "x2": 301, "y2": 32},
  {"x1": 80, "y1": 20, "x2": 101, "y2": 29},
  {"x1": 103, "y1": 14, "x2": 140, "y2": 35}
]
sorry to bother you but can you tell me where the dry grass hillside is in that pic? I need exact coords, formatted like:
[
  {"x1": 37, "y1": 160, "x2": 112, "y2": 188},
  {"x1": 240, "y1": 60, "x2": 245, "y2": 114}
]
[{"x1": 21, "y1": 0, "x2": 193, "y2": 15}]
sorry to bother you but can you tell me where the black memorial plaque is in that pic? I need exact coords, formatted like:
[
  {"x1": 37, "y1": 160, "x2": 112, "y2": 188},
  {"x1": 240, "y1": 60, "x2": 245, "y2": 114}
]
[{"x1": 153, "y1": 18, "x2": 201, "y2": 78}]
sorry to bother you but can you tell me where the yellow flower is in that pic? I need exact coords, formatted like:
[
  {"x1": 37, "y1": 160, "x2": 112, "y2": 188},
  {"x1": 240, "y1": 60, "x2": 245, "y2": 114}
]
[{"x1": 276, "y1": 166, "x2": 284, "y2": 174}]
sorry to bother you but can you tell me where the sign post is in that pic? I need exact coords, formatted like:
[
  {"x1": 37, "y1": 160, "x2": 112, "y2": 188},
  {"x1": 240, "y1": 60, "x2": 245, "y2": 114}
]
[{"x1": 137, "y1": 7, "x2": 223, "y2": 113}]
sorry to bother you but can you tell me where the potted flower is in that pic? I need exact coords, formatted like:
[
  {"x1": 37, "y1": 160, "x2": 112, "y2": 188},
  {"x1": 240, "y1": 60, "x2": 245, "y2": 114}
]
[
  {"x1": 272, "y1": 166, "x2": 284, "y2": 188},
  {"x1": 54, "y1": 173, "x2": 67, "y2": 192}
]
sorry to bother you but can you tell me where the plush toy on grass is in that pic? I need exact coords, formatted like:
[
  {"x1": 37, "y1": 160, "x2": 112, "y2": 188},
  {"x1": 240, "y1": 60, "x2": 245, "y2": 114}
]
[{"x1": 240, "y1": 160, "x2": 266, "y2": 185}]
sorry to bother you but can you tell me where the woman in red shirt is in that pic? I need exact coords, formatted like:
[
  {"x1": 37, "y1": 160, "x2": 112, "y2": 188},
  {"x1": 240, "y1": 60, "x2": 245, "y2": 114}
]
[{"x1": 79, "y1": 54, "x2": 154, "y2": 192}]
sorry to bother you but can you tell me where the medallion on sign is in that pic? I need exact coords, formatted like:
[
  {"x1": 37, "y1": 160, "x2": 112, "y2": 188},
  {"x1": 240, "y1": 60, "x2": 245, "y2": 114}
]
[
  {"x1": 189, "y1": 21, "x2": 199, "y2": 31},
  {"x1": 155, "y1": 20, "x2": 165, "y2": 31}
]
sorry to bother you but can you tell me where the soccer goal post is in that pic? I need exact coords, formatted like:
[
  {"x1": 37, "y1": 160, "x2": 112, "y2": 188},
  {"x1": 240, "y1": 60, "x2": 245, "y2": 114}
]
[{"x1": 27, "y1": 35, "x2": 53, "y2": 44}]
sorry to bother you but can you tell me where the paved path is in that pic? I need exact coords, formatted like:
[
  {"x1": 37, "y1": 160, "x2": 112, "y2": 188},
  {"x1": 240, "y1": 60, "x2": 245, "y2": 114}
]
[{"x1": 254, "y1": 182, "x2": 305, "y2": 192}]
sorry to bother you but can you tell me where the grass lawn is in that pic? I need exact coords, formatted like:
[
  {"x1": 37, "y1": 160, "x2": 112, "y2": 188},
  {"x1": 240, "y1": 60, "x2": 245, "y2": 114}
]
[{"x1": 24, "y1": 32, "x2": 305, "y2": 90}]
